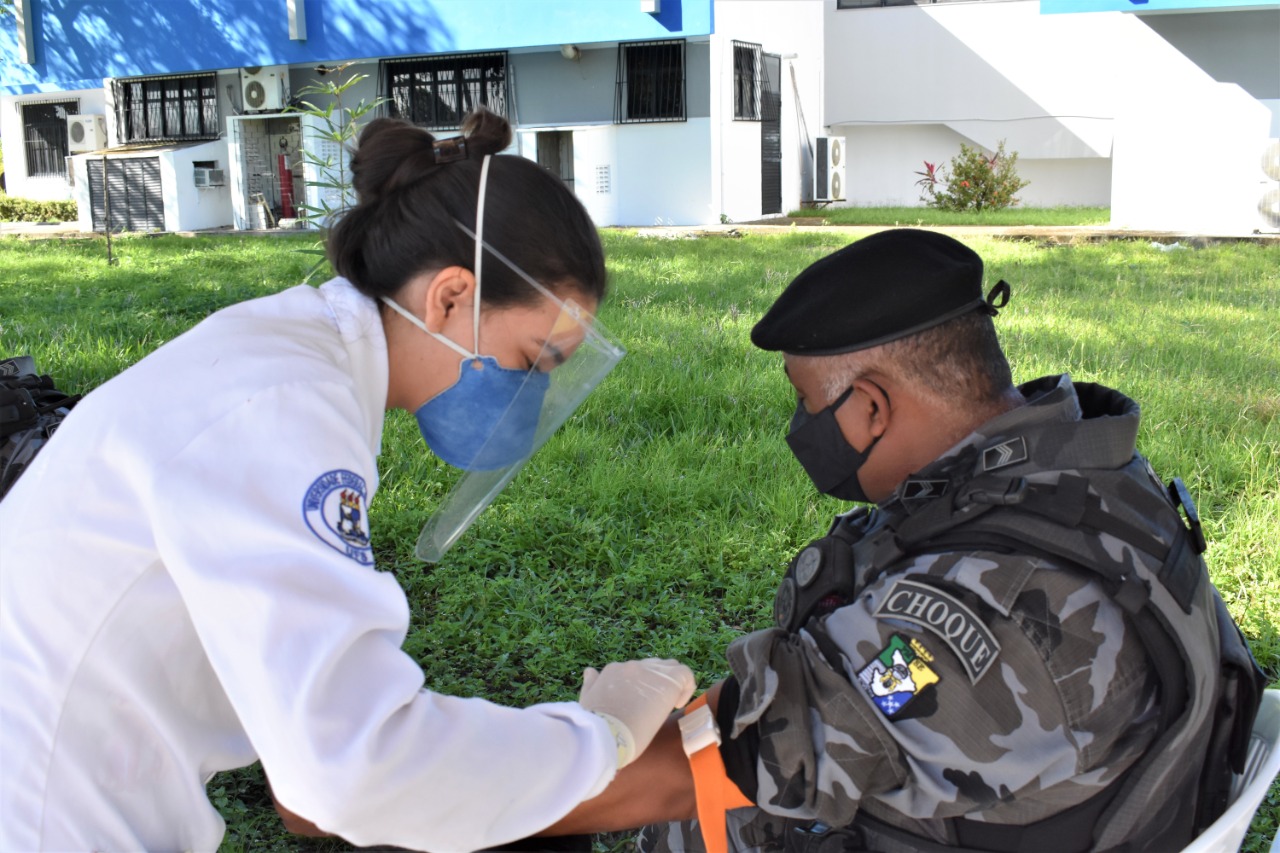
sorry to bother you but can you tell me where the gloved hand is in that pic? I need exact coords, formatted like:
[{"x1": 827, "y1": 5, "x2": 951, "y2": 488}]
[{"x1": 578, "y1": 658, "x2": 697, "y2": 769}]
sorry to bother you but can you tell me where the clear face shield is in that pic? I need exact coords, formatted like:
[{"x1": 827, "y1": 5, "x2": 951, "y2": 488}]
[{"x1": 398, "y1": 156, "x2": 625, "y2": 562}]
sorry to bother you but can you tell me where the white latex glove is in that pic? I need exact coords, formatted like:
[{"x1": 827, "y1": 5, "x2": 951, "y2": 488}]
[{"x1": 578, "y1": 658, "x2": 697, "y2": 768}]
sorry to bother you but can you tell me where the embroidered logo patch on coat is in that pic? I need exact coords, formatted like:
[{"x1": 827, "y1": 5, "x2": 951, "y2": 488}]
[
  {"x1": 303, "y1": 469, "x2": 374, "y2": 565},
  {"x1": 858, "y1": 634, "x2": 939, "y2": 719},
  {"x1": 875, "y1": 579, "x2": 1000, "y2": 683}
]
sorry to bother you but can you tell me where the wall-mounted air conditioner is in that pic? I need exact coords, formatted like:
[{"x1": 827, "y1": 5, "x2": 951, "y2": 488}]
[
  {"x1": 814, "y1": 136, "x2": 846, "y2": 201},
  {"x1": 67, "y1": 115, "x2": 107, "y2": 153},
  {"x1": 193, "y1": 167, "x2": 226, "y2": 188},
  {"x1": 241, "y1": 65, "x2": 291, "y2": 113}
]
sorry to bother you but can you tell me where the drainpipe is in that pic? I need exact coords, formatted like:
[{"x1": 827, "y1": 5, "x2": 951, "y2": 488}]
[
  {"x1": 103, "y1": 155, "x2": 117, "y2": 266},
  {"x1": 787, "y1": 58, "x2": 814, "y2": 204},
  {"x1": 717, "y1": 37, "x2": 726, "y2": 225}
]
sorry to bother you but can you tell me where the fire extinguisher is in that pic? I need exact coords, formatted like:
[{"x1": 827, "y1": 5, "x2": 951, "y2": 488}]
[{"x1": 278, "y1": 153, "x2": 295, "y2": 220}]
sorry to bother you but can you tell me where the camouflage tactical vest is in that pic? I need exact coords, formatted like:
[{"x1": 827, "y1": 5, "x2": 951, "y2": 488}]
[{"x1": 773, "y1": 380, "x2": 1265, "y2": 853}]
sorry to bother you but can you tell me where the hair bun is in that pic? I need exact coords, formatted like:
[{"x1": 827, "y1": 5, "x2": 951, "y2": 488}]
[
  {"x1": 350, "y1": 117, "x2": 439, "y2": 203},
  {"x1": 349, "y1": 109, "x2": 514, "y2": 204},
  {"x1": 460, "y1": 107, "x2": 513, "y2": 157}
]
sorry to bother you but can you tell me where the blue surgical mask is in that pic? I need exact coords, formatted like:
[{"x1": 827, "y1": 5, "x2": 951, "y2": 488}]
[
  {"x1": 415, "y1": 356, "x2": 549, "y2": 470},
  {"x1": 380, "y1": 297, "x2": 550, "y2": 471},
  {"x1": 382, "y1": 154, "x2": 555, "y2": 472}
]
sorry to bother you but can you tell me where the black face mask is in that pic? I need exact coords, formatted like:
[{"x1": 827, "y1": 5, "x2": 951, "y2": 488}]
[{"x1": 785, "y1": 386, "x2": 882, "y2": 503}]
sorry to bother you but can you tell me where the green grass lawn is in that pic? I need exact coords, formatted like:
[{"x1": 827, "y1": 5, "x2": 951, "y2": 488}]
[
  {"x1": 1, "y1": 230, "x2": 1276, "y2": 852},
  {"x1": 787, "y1": 205, "x2": 1112, "y2": 227}
]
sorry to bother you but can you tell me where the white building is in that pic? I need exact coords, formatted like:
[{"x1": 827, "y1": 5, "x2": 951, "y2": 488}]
[
  {"x1": 825, "y1": 0, "x2": 1279, "y2": 233},
  {"x1": 1, "y1": 0, "x2": 1276, "y2": 233}
]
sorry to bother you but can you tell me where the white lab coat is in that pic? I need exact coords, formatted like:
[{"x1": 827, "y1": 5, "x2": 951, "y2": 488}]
[{"x1": 0, "y1": 278, "x2": 616, "y2": 853}]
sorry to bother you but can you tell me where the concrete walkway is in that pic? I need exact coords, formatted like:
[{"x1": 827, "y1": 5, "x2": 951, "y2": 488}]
[
  {"x1": 0, "y1": 222, "x2": 303, "y2": 238},
  {"x1": 3, "y1": 219, "x2": 1277, "y2": 244},
  {"x1": 632, "y1": 220, "x2": 1280, "y2": 245},
  {"x1": 0, "y1": 220, "x2": 83, "y2": 237}
]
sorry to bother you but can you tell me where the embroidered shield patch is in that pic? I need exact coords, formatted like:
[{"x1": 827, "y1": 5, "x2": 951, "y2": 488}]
[
  {"x1": 857, "y1": 634, "x2": 940, "y2": 719},
  {"x1": 303, "y1": 469, "x2": 374, "y2": 565}
]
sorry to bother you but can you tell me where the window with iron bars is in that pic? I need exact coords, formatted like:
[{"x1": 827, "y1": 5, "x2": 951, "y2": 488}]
[
  {"x1": 22, "y1": 100, "x2": 78, "y2": 178},
  {"x1": 384, "y1": 52, "x2": 508, "y2": 131},
  {"x1": 616, "y1": 40, "x2": 685, "y2": 123},
  {"x1": 836, "y1": 0, "x2": 991, "y2": 7},
  {"x1": 733, "y1": 41, "x2": 763, "y2": 121},
  {"x1": 115, "y1": 73, "x2": 219, "y2": 143}
]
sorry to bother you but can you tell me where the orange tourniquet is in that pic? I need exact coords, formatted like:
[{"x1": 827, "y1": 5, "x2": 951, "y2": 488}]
[{"x1": 681, "y1": 693, "x2": 755, "y2": 853}]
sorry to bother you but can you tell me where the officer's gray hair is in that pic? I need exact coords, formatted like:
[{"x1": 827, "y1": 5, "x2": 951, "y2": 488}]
[{"x1": 817, "y1": 312, "x2": 1013, "y2": 413}]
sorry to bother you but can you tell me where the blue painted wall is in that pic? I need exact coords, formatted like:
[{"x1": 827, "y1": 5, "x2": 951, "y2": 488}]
[
  {"x1": 1, "y1": 0, "x2": 713, "y2": 94},
  {"x1": 1041, "y1": 0, "x2": 1278, "y2": 13}
]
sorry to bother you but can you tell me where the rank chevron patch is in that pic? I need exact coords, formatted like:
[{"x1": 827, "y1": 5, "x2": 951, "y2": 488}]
[{"x1": 982, "y1": 436, "x2": 1028, "y2": 472}]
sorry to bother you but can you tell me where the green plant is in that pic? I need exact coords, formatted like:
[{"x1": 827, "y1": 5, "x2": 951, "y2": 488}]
[
  {"x1": 913, "y1": 160, "x2": 942, "y2": 203},
  {"x1": 920, "y1": 140, "x2": 1030, "y2": 212},
  {"x1": 0, "y1": 195, "x2": 77, "y2": 223},
  {"x1": 288, "y1": 64, "x2": 385, "y2": 280}
]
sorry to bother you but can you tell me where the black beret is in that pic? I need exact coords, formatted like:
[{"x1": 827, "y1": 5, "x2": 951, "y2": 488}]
[{"x1": 751, "y1": 229, "x2": 1005, "y2": 355}]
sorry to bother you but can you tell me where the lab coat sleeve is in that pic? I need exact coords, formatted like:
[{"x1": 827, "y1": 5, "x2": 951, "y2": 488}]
[{"x1": 148, "y1": 381, "x2": 616, "y2": 852}]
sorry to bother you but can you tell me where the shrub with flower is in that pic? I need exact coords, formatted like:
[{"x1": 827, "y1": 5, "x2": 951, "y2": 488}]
[
  {"x1": 915, "y1": 140, "x2": 1029, "y2": 212},
  {"x1": 913, "y1": 160, "x2": 943, "y2": 204}
]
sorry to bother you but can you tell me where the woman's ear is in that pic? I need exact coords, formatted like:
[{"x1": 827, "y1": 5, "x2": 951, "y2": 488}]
[{"x1": 421, "y1": 266, "x2": 477, "y2": 333}]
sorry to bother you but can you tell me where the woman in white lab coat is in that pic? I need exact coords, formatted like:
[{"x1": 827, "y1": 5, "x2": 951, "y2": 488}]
[{"x1": 0, "y1": 108, "x2": 693, "y2": 853}]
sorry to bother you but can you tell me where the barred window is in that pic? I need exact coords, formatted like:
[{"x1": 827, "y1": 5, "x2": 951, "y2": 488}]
[
  {"x1": 616, "y1": 40, "x2": 685, "y2": 123},
  {"x1": 385, "y1": 52, "x2": 508, "y2": 130},
  {"x1": 22, "y1": 101, "x2": 78, "y2": 178},
  {"x1": 117, "y1": 73, "x2": 218, "y2": 143},
  {"x1": 733, "y1": 41, "x2": 762, "y2": 121}
]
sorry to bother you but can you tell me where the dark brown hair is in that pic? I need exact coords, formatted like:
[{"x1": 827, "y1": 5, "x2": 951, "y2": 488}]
[{"x1": 327, "y1": 108, "x2": 606, "y2": 308}]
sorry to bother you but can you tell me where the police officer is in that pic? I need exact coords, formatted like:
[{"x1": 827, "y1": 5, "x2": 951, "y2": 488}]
[
  {"x1": 0, "y1": 109, "x2": 696, "y2": 853},
  {"x1": 542, "y1": 229, "x2": 1258, "y2": 853}
]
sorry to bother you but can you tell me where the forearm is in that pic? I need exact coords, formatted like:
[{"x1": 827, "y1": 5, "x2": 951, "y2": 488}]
[
  {"x1": 538, "y1": 712, "x2": 695, "y2": 835},
  {"x1": 540, "y1": 682, "x2": 727, "y2": 836},
  {"x1": 274, "y1": 682, "x2": 713, "y2": 841}
]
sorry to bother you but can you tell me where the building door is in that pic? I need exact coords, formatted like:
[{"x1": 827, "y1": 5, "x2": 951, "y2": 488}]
[
  {"x1": 760, "y1": 53, "x2": 782, "y2": 216},
  {"x1": 88, "y1": 158, "x2": 163, "y2": 232},
  {"x1": 537, "y1": 131, "x2": 575, "y2": 191}
]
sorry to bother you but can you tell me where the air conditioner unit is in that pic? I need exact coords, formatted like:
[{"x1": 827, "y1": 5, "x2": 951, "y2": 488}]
[
  {"x1": 67, "y1": 115, "x2": 107, "y2": 153},
  {"x1": 241, "y1": 65, "x2": 291, "y2": 113},
  {"x1": 193, "y1": 167, "x2": 226, "y2": 188},
  {"x1": 814, "y1": 136, "x2": 846, "y2": 201}
]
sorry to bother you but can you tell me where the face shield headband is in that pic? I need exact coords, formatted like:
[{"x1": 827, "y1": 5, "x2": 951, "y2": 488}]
[{"x1": 388, "y1": 155, "x2": 625, "y2": 562}]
